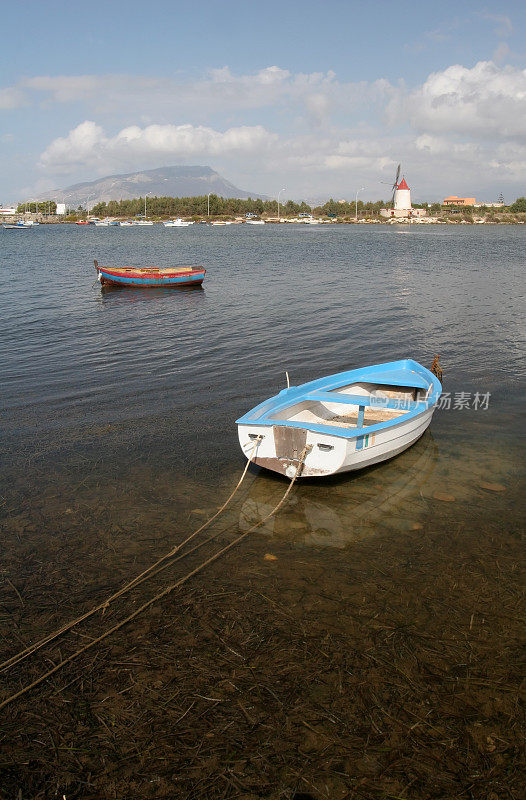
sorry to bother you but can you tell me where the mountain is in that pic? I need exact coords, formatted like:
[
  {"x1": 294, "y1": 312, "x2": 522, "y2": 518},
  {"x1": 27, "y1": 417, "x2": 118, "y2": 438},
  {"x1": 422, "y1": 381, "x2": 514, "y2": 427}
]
[{"x1": 39, "y1": 166, "x2": 267, "y2": 206}]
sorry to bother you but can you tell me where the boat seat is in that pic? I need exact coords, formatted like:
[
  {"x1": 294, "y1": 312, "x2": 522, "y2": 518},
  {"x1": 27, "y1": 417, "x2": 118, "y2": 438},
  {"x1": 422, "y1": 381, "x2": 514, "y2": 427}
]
[
  {"x1": 292, "y1": 407, "x2": 402, "y2": 428},
  {"x1": 305, "y1": 391, "x2": 423, "y2": 412}
]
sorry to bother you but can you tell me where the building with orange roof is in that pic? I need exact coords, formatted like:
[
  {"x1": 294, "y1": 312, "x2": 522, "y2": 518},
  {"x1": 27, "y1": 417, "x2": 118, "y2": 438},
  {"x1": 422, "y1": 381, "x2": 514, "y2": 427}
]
[{"x1": 443, "y1": 195, "x2": 476, "y2": 206}]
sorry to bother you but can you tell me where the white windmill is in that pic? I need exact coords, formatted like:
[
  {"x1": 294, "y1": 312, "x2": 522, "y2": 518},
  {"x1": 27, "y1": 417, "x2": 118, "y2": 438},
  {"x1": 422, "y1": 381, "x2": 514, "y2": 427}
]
[{"x1": 380, "y1": 166, "x2": 426, "y2": 220}]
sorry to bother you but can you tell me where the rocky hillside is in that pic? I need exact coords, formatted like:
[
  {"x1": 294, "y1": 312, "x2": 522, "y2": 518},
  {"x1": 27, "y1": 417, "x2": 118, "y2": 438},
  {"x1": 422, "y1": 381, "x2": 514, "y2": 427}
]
[{"x1": 39, "y1": 166, "x2": 267, "y2": 205}]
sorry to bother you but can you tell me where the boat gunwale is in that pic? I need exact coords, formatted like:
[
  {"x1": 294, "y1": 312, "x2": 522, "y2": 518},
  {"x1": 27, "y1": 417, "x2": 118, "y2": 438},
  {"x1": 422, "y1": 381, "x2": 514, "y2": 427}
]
[
  {"x1": 98, "y1": 266, "x2": 205, "y2": 277},
  {"x1": 236, "y1": 359, "x2": 441, "y2": 440}
]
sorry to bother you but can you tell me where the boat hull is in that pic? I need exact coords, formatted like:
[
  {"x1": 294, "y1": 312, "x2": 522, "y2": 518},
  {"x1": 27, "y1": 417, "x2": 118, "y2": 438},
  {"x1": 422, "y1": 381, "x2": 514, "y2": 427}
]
[
  {"x1": 99, "y1": 271, "x2": 205, "y2": 288},
  {"x1": 238, "y1": 406, "x2": 436, "y2": 478}
]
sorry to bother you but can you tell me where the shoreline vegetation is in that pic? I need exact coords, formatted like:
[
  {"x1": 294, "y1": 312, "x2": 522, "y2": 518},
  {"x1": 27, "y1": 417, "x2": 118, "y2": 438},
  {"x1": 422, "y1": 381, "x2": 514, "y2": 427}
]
[{"x1": 6, "y1": 194, "x2": 526, "y2": 224}]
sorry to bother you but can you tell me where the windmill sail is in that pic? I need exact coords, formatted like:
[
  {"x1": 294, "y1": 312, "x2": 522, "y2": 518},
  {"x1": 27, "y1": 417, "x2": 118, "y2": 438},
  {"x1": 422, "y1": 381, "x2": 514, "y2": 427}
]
[{"x1": 391, "y1": 164, "x2": 401, "y2": 204}]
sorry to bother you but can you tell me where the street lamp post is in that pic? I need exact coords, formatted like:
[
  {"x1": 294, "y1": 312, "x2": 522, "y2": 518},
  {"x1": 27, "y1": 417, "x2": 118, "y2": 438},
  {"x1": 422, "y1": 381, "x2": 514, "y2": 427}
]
[
  {"x1": 207, "y1": 192, "x2": 212, "y2": 217},
  {"x1": 85, "y1": 193, "x2": 96, "y2": 220},
  {"x1": 277, "y1": 187, "x2": 286, "y2": 222},
  {"x1": 355, "y1": 186, "x2": 365, "y2": 222}
]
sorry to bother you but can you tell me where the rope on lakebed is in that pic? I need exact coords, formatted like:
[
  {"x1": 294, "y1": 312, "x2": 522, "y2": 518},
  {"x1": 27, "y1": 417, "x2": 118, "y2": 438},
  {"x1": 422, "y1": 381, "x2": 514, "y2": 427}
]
[
  {"x1": 0, "y1": 442, "x2": 311, "y2": 711},
  {"x1": 0, "y1": 436, "x2": 263, "y2": 676}
]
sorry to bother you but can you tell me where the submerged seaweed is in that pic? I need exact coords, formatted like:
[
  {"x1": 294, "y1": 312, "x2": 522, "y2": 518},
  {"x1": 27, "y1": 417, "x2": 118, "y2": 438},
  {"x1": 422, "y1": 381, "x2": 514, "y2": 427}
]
[{"x1": 0, "y1": 420, "x2": 523, "y2": 800}]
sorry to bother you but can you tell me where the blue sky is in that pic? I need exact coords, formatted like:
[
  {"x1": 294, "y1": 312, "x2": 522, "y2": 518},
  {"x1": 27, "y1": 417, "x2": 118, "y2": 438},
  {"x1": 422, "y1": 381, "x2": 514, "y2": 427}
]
[{"x1": 1, "y1": 0, "x2": 525, "y2": 202}]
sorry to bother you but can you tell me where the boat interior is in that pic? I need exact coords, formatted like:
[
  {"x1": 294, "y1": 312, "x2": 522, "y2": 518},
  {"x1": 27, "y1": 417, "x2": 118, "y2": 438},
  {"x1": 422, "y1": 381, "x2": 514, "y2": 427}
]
[
  {"x1": 106, "y1": 266, "x2": 195, "y2": 274},
  {"x1": 272, "y1": 382, "x2": 424, "y2": 429}
]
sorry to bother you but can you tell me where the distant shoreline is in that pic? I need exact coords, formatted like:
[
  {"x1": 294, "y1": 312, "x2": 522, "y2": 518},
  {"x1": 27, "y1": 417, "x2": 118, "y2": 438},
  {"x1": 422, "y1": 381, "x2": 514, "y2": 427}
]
[{"x1": 2, "y1": 216, "x2": 525, "y2": 227}]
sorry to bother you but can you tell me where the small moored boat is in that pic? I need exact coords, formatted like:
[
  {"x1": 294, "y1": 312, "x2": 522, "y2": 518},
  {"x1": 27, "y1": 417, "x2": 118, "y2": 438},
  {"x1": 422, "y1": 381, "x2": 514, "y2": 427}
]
[
  {"x1": 236, "y1": 359, "x2": 441, "y2": 478},
  {"x1": 94, "y1": 260, "x2": 206, "y2": 288},
  {"x1": 163, "y1": 218, "x2": 194, "y2": 227},
  {"x1": 3, "y1": 222, "x2": 33, "y2": 229}
]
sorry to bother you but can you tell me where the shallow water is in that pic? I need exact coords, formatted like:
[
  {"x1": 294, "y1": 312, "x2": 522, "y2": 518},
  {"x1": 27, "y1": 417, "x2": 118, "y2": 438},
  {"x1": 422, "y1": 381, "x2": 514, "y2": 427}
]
[{"x1": 0, "y1": 223, "x2": 524, "y2": 799}]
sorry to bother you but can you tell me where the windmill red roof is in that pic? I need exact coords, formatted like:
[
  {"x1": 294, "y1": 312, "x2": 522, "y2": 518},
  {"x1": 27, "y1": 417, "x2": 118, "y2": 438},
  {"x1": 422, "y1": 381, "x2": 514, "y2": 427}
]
[{"x1": 397, "y1": 177, "x2": 410, "y2": 190}]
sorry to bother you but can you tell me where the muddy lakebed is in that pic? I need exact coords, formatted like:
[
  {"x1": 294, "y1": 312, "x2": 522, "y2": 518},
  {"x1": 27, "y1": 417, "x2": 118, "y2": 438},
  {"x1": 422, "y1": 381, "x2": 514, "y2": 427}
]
[{"x1": 0, "y1": 224, "x2": 524, "y2": 799}]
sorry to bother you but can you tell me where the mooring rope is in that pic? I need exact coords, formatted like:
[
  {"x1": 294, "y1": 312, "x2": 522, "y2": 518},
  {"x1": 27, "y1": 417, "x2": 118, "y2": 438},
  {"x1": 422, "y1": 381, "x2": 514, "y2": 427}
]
[
  {"x1": 0, "y1": 443, "x2": 310, "y2": 711},
  {"x1": 0, "y1": 437, "x2": 263, "y2": 675}
]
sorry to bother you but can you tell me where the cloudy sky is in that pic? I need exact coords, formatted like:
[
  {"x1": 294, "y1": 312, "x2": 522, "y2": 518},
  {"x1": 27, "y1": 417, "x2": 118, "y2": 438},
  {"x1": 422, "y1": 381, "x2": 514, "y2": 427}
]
[{"x1": 1, "y1": 0, "x2": 525, "y2": 203}]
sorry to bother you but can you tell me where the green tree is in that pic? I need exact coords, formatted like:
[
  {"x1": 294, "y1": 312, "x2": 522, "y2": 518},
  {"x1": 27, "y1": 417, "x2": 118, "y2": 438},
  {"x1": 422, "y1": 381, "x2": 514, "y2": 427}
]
[
  {"x1": 17, "y1": 200, "x2": 57, "y2": 214},
  {"x1": 509, "y1": 197, "x2": 526, "y2": 213}
]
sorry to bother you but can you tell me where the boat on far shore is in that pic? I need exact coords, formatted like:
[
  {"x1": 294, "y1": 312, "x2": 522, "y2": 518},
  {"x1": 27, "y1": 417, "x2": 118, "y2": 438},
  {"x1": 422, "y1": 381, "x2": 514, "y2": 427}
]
[{"x1": 163, "y1": 218, "x2": 194, "y2": 227}]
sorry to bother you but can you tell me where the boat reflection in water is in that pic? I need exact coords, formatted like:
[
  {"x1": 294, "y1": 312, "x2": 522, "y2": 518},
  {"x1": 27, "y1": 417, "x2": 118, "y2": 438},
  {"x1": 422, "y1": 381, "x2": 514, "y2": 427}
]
[
  {"x1": 98, "y1": 283, "x2": 205, "y2": 312},
  {"x1": 100, "y1": 283, "x2": 204, "y2": 299},
  {"x1": 239, "y1": 432, "x2": 438, "y2": 548}
]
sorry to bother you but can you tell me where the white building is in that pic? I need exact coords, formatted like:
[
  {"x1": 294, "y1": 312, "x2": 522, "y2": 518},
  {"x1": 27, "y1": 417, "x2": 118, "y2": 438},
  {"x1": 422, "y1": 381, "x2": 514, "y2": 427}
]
[
  {"x1": 56, "y1": 203, "x2": 67, "y2": 215},
  {"x1": 380, "y1": 177, "x2": 426, "y2": 219},
  {"x1": 0, "y1": 206, "x2": 17, "y2": 215}
]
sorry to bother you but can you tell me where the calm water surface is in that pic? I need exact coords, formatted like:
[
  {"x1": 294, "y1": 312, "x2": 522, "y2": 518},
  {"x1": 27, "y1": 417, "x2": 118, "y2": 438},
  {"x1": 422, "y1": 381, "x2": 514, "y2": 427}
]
[
  {"x1": 0, "y1": 223, "x2": 524, "y2": 798},
  {"x1": 1, "y1": 224, "x2": 523, "y2": 496}
]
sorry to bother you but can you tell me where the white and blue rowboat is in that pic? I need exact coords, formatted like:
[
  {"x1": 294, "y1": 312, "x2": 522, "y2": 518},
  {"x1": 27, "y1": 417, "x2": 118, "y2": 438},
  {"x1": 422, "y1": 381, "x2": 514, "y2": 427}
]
[{"x1": 236, "y1": 359, "x2": 441, "y2": 478}]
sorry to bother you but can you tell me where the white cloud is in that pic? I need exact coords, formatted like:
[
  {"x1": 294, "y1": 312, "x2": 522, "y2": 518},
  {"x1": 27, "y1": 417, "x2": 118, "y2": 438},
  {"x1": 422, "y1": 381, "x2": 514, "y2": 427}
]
[
  {"x1": 391, "y1": 61, "x2": 526, "y2": 139},
  {"x1": 493, "y1": 42, "x2": 511, "y2": 64},
  {"x1": 39, "y1": 120, "x2": 277, "y2": 173},
  {"x1": 19, "y1": 68, "x2": 321, "y2": 116},
  {"x1": 5, "y1": 66, "x2": 394, "y2": 130},
  {"x1": 0, "y1": 87, "x2": 26, "y2": 109},
  {"x1": 481, "y1": 13, "x2": 513, "y2": 38},
  {"x1": 490, "y1": 142, "x2": 526, "y2": 178},
  {"x1": 414, "y1": 134, "x2": 481, "y2": 159},
  {"x1": 39, "y1": 121, "x2": 106, "y2": 170}
]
